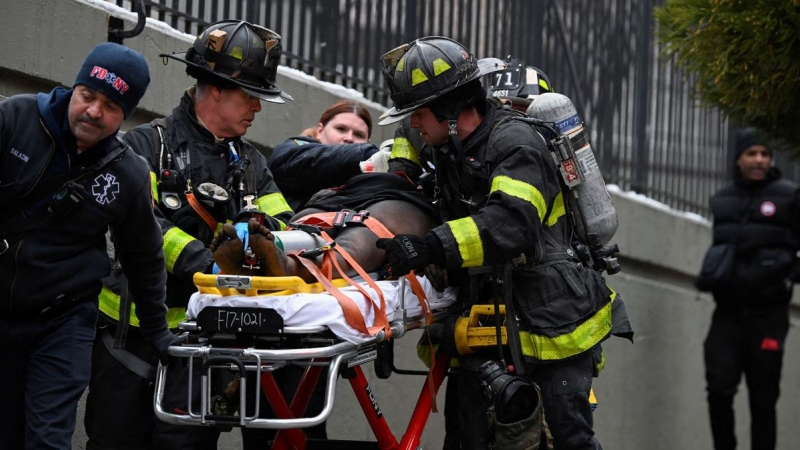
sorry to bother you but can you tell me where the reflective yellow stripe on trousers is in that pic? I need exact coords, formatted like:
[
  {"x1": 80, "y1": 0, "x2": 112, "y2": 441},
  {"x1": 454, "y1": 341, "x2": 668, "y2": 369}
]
[
  {"x1": 519, "y1": 291, "x2": 615, "y2": 360},
  {"x1": 98, "y1": 287, "x2": 185, "y2": 329}
]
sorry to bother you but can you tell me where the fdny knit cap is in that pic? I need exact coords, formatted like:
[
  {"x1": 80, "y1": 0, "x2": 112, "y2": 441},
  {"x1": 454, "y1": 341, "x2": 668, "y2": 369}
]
[
  {"x1": 734, "y1": 127, "x2": 769, "y2": 160},
  {"x1": 73, "y1": 42, "x2": 151, "y2": 118}
]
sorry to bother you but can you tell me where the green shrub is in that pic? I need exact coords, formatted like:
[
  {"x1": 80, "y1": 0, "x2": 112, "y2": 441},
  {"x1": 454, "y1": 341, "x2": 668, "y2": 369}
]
[{"x1": 655, "y1": 0, "x2": 800, "y2": 149}]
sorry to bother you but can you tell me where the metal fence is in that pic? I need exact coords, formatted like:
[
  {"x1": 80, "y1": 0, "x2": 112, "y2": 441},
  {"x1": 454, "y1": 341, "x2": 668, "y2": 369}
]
[{"x1": 110, "y1": 0, "x2": 799, "y2": 218}]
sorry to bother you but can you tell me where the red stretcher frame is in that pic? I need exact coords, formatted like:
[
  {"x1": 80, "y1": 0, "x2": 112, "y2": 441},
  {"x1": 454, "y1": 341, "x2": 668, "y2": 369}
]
[{"x1": 264, "y1": 352, "x2": 451, "y2": 450}]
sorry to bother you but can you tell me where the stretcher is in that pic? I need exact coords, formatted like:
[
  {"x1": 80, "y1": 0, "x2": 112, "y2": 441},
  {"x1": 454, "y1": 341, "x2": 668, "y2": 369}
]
[{"x1": 154, "y1": 272, "x2": 461, "y2": 450}]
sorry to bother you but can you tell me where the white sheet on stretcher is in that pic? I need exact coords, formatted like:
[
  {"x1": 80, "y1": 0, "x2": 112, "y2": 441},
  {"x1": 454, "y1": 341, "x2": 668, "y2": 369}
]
[{"x1": 186, "y1": 277, "x2": 457, "y2": 344}]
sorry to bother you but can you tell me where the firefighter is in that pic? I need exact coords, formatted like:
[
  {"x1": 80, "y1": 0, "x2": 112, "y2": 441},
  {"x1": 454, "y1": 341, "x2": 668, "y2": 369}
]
[
  {"x1": 376, "y1": 37, "x2": 617, "y2": 449},
  {"x1": 84, "y1": 20, "x2": 294, "y2": 450},
  {"x1": 490, "y1": 55, "x2": 634, "y2": 358}
]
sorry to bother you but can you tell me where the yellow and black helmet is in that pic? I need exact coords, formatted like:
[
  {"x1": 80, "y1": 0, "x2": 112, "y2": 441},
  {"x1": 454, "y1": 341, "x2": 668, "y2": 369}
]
[
  {"x1": 161, "y1": 20, "x2": 292, "y2": 103},
  {"x1": 489, "y1": 55, "x2": 553, "y2": 107},
  {"x1": 379, "y1": 37, "x2": 505, "y2": 125}
]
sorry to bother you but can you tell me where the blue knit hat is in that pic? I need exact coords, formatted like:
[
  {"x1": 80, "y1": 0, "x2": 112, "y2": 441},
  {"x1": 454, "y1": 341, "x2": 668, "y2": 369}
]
[{"x1": 73, "y1": 43, "x2": 151, "y2": 118}]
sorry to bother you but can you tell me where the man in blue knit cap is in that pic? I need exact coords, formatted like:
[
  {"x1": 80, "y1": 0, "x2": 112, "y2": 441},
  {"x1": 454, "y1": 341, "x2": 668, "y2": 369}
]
[{"x1": 0, "y1": 42, "x2": 175, "y2": 449}]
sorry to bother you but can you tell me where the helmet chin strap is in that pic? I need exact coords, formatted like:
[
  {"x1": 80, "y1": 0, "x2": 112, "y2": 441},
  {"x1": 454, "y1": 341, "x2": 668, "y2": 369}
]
[{"x1": 448, "y1": 119, "x2": 465, "y2": 162}]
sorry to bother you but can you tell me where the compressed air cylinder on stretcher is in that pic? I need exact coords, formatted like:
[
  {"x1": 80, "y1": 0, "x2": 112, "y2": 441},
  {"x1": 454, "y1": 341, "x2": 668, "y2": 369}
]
[
  {"x1": 271, "y1": 230, "x2": 329, "y2": 253},
  {"x1": 213, "y1": 228, "x2": 329, "y2": 274}
]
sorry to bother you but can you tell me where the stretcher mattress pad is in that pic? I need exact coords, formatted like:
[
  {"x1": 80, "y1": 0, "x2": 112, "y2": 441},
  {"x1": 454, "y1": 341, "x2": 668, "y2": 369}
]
[{"x1": 187, "y1": 277, "x2": 457, "y2": 344}]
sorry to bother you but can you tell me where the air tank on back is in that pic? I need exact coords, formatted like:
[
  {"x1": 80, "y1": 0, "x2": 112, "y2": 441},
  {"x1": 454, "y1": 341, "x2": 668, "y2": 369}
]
[{"x1": 527, "y1": 92, "x2": 618, "y2": 245}]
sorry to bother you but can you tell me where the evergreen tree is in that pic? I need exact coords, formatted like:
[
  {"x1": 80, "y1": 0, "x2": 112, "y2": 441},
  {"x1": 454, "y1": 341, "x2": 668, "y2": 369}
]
[{"x1": 655, "y1": 0, "x2": 800, "y2": 148}]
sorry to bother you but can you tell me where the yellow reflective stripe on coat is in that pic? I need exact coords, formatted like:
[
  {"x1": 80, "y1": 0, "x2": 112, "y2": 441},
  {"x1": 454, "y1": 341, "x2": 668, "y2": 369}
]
[
  {"x1": 519, "y1": 299, "x2": 613, "y2": 360},
  {"x1": 98, "y1": 287, "x2": 185, "y2": 329},
  {"x1": 390, "y1": 137, "x2": 421, "y2": 165},
  {"x1": 256, "y1": 193, "x2": 292, "y2": 230},
  {"x1": 595, "y1": 350, "x2": 606, "y2": 373},
  {"x1": 416, "y1": 343, "x2": 460, "y2": 369},
  {"x1": 149, "y1": 171, "x2": 159, "y2": 204},
  {"x1": 447, "y1": 217, "x2": 483, "y2": 267},
  {"x1": 163, "y1": 227, "x2": 195, "y2": 273},
  {"x1": 490, "y1": 175, "x2": 546, "y2": 223},
  {"x1": 547, "y1": 192, "x2": 566, "y2": 227}
]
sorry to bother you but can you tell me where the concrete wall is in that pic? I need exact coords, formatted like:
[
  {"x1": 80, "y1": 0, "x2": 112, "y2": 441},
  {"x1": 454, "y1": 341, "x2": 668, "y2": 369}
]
[
  {"x1": 0, "y1": 0, "x2": 394, "y2": 152},
  {"x1": 3, "y1": 1, "x2": 800, "y2": 449}
]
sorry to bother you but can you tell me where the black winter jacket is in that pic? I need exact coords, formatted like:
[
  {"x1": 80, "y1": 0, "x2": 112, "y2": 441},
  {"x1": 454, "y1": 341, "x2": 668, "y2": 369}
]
[
  {"x1": 101, "y1": 90, "x2": 293, "y2": 325},
  {"x1": 0, "y1": 87, "x2": 169, "y2": 340},
  {"x1": 269, "y1": 136, "x2": 378, "y2": 211},
  {"x1": 709, "y1": 168, "x2": 800, "y2": 306}
]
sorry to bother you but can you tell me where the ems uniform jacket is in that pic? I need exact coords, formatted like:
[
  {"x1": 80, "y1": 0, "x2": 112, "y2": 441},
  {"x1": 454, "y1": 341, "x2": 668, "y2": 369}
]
[
  {"x1": 0, "y1": 87, "x2": 170, "y2": 340},
  {"x1": 400, "y1": 100, "x2": 616, "y2": 362},
  {"x1": 100, "y1": 89, "x2": 293, "y2": 328},
  {"x1": 269, "y1": 136, "x2": 378, "y2": 211},
  {"x1": 709, "y1": 168, "x2": 800, "y2": 307}
]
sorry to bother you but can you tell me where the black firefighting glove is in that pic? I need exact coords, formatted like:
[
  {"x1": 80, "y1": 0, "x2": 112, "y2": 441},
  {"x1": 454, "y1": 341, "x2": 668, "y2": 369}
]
[
  {"x1": 149, "y1": 329, "x2": 183, "y2": 367},
  {"x1": 376, "y1": 232, "x2": 445, "y2": 277}
]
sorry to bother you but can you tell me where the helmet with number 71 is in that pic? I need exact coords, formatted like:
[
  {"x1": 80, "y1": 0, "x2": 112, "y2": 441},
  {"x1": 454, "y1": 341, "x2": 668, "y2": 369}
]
[
  {"x1": 489, "y1": 55, "x2": 553, "y2": 109},
  {"x1": 379, "y1": 37, "x2": 505, "y2": 125}
]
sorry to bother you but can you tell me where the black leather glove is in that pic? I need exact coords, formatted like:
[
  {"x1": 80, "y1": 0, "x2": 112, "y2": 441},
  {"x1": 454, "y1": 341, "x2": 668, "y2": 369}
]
[
  {"x1": 376, "y1": 233, "x2": 445, "y2": 277},
  {"x1": 149, "y1": 329, "x2": 183, "y2": 366}
]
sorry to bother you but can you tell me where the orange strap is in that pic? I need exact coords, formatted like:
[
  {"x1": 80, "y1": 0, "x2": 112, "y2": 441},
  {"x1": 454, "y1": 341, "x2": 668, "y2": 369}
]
[
  {"x1": 292, "y1": 232, "x2": 390, "y2": 337},
  {"x1": 293, "y1": 211, "x2": 433, "y2": 325},
  {"x1": 295, "y1": 210, "x2": 440, "y2": 410},
  {"x1": 185, "y1": 191, "x2": 218, "y2": 231}
]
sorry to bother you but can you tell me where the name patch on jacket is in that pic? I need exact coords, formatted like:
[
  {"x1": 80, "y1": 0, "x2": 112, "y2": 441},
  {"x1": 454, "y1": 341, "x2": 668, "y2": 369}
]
[
  {"x1": 10, "y1": 148, "x2": 29, "y2": 163},
  {"x1": 92, "y1": 173, "x2": 120, "y2": 204}
]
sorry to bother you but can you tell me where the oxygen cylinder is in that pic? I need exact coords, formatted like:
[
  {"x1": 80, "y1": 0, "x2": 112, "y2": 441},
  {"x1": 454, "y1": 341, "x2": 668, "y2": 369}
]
[
  {"x1": 271, "y1": 230, "x2": 328, "y2": 253},
  {"x1": 526, "y1": 93, "x2": 618, "y2": 245}
]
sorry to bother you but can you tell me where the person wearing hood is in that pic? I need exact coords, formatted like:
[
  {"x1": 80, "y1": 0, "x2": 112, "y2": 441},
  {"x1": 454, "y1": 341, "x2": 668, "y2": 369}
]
[
  {"x1": 0, "y1": 42, "x2": 175, "y2": 449},
  {"x1": 700, "y1": 127, "x2": 800, "y2": 450}
]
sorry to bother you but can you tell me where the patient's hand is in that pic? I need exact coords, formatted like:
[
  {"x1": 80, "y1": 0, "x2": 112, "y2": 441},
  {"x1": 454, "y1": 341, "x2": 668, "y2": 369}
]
[{"x1": 210, "y1": 223, "x2": 256, "y2": 276}]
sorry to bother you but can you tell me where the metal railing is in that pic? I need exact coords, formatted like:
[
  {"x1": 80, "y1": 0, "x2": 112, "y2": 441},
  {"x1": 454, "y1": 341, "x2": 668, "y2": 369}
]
[{"x1": 110, "y1": 0, "x2": 799, "y2": 218}]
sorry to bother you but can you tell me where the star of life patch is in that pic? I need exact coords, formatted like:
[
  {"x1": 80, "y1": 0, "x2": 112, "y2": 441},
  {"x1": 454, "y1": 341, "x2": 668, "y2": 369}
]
[{"x1": 91, "y1": 173, "x2": 120, "y2": 205}]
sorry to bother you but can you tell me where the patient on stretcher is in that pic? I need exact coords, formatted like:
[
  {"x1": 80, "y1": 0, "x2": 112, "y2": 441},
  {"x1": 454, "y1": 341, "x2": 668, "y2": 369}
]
[
  {"x1": 194, "y1": 172, "x2": 453, "y2": 342},
  {"x1": 210, "y1": 172, "x2": 441, "y2": 285}
]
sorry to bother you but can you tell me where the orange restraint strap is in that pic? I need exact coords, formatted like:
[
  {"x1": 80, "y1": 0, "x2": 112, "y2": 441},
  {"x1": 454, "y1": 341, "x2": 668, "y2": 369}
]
[
  {"x1": 289, "y1": 210, "x2": 433, "y2": 337},
  {"x1": 185, "y1": 191, "x2": 218, "y2": 231}
]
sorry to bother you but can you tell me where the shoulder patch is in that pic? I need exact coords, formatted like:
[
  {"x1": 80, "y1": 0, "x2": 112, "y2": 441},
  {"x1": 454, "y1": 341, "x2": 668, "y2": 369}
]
[{"x1": 293, "y1": 139, "x2": 308, "y2": 146}]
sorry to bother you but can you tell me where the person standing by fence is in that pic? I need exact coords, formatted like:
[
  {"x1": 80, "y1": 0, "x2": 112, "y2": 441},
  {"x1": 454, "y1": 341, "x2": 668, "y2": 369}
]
[{"x1": 698, "y1": 127, "x2": 800, "y2": 450}]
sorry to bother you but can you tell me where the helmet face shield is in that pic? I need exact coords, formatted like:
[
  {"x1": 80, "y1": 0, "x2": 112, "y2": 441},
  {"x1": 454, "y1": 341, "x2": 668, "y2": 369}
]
[{"x1": 161, "y1": 20, "x2": 292, "y2": 103}]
